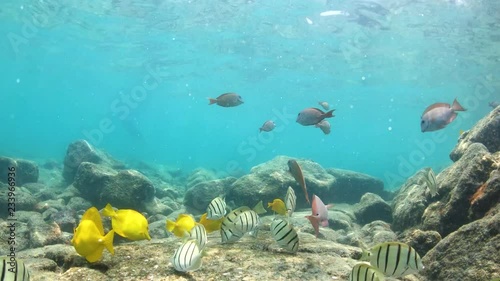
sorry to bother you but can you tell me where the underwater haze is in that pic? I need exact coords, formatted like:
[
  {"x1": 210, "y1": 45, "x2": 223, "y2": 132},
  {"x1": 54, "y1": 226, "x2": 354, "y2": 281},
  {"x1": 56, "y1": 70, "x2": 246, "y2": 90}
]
[{"x1": 1, "y1": 0, "x2": 499, "y2": 189}]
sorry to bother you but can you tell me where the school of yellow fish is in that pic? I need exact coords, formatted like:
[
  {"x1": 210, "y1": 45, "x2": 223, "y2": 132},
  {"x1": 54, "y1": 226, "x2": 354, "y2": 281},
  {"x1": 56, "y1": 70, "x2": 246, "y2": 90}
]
[{"x1": 69, "y1": 159, "x2": 426, "y2": 280}]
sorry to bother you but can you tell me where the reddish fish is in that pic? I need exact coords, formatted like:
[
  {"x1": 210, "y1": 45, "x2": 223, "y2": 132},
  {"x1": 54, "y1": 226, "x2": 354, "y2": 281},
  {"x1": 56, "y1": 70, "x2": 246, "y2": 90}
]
[
  {"x1": 296, "y1": 108, "x2": 335, "y2": 126},
  {"x1": 287, "y1": 159, "x2": 310, "y2": 204},
  {"x1": 208, "y1": 93, "x2": 244, "y2": 107},
  {"x1": 420, "y1": 98, "x2": 466, "y2": 132},
  {"x1": 305, "y1": 194, "x2": 332, "y2": 237}
]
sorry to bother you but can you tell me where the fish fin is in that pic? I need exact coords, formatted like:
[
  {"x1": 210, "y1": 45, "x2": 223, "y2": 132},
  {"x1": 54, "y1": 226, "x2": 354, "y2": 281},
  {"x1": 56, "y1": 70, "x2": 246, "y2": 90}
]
[
  {"x1": 326, "y1": 204, "x2": 334, "y2": 209},
  {"x1": 422, "y1": 103, "x2": 450, "y2": 115},
  {"x1": 448, "y1": 112, "x2": 458, "y2": 123},
  {"x1": 103, "y1": 230, "x2": 115, "y2": 255},
  {"x1": 323, "y1": 109, "x2": 335, "y2": 118},
  {"x1": 259, "y1": 128, "x2": 263, "y2": 132},
  {"x1": 208, "y1": 98, "x2": 217, "y2": 105},
  {"x1": 253, "y1": 201, "x2": 267, "y2": 215},
  {"x1": 166, "y1": 220, "x2": 176, "y2": 232},
  {"x1": 305, "y1": 215, "x2": 320, "y2": 237},
  {"x1": 101, "y1": 203, "x2": 116, "y2": 218},
  {"x1": 452, "y1": 98, "x2": 466, "y2": 111}
]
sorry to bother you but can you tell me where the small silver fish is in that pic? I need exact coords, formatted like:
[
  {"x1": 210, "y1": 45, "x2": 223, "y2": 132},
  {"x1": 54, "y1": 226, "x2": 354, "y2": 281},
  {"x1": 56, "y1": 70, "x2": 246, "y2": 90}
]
[
  {"x1": 188, "y1": 223, "x2": 208, "y2": 251},
  {"x1": 361, "y1": 242, "x2": 424, "y2": 278},
  {"x1": 259, "y1": 120, "x2": 276, "y2": 132},
  {"x1": 318, "y1": 101, "x2": 330, "y2": 111},
  {"x1": 232, "y1": 210, "x2": 260, "y2": 234},
  {"x1": 349, "y1": 263, "x2": 385, "y2": 281},
  {"x1": 421, "y1": 168, "x2": 438, "y2": 197},
  {"x1": 171, "y1": 240, "x2": 203, "y2": 272},
  {"x1": 220, "y1": 207, "x2": 249, "y2": 243},
  {"x1": 296, "y1": 108, "x2": 335, "y2": 126},
  {"x1": 421, "y1": 98, "x2": 466, "y2": 132},
  {"x1": 0, "y1": 257, "x2": 30, "y2": 281},
  {"x1": 315, "y1": 120, "x2": 331, "y2": 135},
  {"x1": 206, "y1": 197, "x2": 226, "y2": 220},
  {"x1": 285, "y1": 186, "x2": 296, "y2": 217},
  {"x1": 208, "y1": 93, "x2": 244, "y2": 107},
  {"x1": 270, "y1": 218, "x2": 299, "y2": 253}
]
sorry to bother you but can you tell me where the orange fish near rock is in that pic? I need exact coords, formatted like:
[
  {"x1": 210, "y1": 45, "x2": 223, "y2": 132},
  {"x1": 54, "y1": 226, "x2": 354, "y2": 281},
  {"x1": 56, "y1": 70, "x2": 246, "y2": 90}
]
[{"x1": 287, "y1": 159, "x2": 310, "y2": 204}]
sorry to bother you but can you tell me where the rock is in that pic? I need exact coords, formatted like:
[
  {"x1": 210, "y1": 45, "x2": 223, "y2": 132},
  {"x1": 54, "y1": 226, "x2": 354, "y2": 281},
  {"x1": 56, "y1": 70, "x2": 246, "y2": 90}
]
[
  {"x1": 186, "y1": 168, "x2": 218, "y2": 189},
  {"x1": 66, "y1": 197, "x2": 92, "y2": 212},
  {"x1": 326, "y1": 168, "x2": 388, "y2": 203},
  {"x1": 0, "y1": 156, "x2": 39, "y2": 186},
  {"x1": 26, "y1": 212, "x2": 66, "y2": 248},
  {"x1": 184, "y1": 177, "x2": 237, "y2": 214},
  {"x1": 62, "y1": 140, "x2": 125, "y2": 183},
  {"x1": 0, "y1": 219, "x2": 30, "y2": 254},
  {"x1": 421, "y1": 204, "x2": 500, "y2": 281},
  {"x1": 391, "y1": 169, "x2": 430, "y2": 231},
  {"x1": 450, "y1": 106, "x2": 499, "y2": 161},
  {"x1": 399, "y1": 229, "x2": 441, "y2": 257},
  {"x1": 469, "y1": 168, "x2": 500, "y2": 220},
  {"x1": 49, "y1": 208, "x2": 77, "y2": 233},
  {"x1": 0, "y1": 185, "x2": 37, "y2": 217},
  {"x1": 360, "y1": 220, "x2": 397, "y2": 246},
  {"x1": 421, "y1": 143, "x2": 496, "y2": 237},
  {"x1": 227, "y1": 156, "x2": 337, "y2": 208},
  {"x1": 73, "y1": 162, "x2": 155, "y2": 212},
  {"x1": 353, "y1": 193, "x2": 392, "y2": 225},
  {"x1": 155, "y1": 184, "x2": 182, "y2": 199}
]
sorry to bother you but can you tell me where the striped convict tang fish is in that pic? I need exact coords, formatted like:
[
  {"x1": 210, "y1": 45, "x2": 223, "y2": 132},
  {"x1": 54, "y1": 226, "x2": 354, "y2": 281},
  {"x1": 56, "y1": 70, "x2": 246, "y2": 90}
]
[
  {"x1": 285, "y1": 186, "x2": 296, "y2": 216},
  {"x1": 233, "y1": 210, "x2": 260, "y2": 234},
  {"x1": 349, "y1": 263, "x2": 385, "y2": 281},
  {"x1": 171, "y1": 240, "x2": 203, "y2": 272},
  {"x1": 220, "y1": 206, "x2": 249, "y2": 243},
  {"x1": 270, "y1": 218, "x2": 299, "y2": 253},
  {"x1": 361, "y1": 242, "x2": 424, "y2": 278},
  {"x1": 189, "y1": 223, "x2": 207, "y2": 251},
  {"x1": 206, "y1": 197, "x2": 226, "y2": 220},
  {"x1": 1, "y1": 257, "x2": 30, "y2": 281}
]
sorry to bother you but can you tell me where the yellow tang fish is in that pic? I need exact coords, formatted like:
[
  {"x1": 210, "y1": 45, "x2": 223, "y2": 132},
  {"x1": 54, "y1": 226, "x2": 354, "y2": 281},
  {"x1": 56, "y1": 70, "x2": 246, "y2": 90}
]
[
  {"x1": 199, "y1": 213, "x2": 224, "y2": 233},
  {"x1": 166, "y1": 214, "x2": 196, "y2": 237},
  {"x1": 268, "y1": 199, "x2": 287, "y2": 215},
  {"x1": 102, "y1": 203, "x2": 151, "y2": 241},
  {"x1": 71, "y1": 207, "x2": 114, "y2": 263}
]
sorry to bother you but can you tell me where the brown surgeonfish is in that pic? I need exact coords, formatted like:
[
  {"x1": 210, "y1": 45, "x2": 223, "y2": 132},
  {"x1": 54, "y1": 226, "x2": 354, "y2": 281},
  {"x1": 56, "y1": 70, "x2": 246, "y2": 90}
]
[{"x1": 287, "y1": 159, "x2": 310, "y2": 204}]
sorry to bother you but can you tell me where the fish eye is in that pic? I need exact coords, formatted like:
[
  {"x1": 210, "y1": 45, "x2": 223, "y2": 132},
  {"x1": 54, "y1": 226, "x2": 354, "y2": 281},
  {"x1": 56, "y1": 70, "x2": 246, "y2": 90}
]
[{"x1": 421, "y1": 120, "x2": 425, "y2": 124}]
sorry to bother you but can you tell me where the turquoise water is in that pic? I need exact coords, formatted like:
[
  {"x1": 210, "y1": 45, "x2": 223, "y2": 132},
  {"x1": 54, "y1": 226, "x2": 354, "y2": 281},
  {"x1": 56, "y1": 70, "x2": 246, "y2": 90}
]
[{"x1": 1, "y1": 0, "x2": 498, "y2": 189}]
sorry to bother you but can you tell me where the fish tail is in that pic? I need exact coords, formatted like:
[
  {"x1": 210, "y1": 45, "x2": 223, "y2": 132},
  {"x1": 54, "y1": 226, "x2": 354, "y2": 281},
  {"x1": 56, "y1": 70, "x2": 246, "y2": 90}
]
[
  {"x1": 103, "y1": 230, "x2": 115, "y2": 255},
  {"x1": 101, "y1": 203, "x2": 116, "y2": 218},
  {"x1": 208, "y1": 98, "x2": 217, "y2": 105},
  {"x1": 452, "y1": 98, "x2": 466, "y2": 111},
  {"x1": 166, "y1": 220, "x2": 176, "y2": 232},
  {"x1": 259, "y1": 128, "x2": 263, "y2": 132},
  {"x1": 323, "y1": 109, "x2": 335, "y2": 118}
]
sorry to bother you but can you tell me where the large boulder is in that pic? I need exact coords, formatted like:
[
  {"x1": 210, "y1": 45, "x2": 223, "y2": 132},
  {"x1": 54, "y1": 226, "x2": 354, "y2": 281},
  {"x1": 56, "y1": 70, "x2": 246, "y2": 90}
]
[
  {"x1": 326, "y1": 168, "x2": 387, "y2": 203},
  {"x1": 62, "y1": 140, "x2": 125, "y2": 183},
  {"x1": 227, "y1": 156, "x2": 386, "y2": 209},
  {"x1": 185, "y1": 168, "x2": 219, "y2": 189},
  {"x1": 0, "y1": 156, "x2": 39, "y2": 186},
  {"x1": 183, "y1": 177, "x2": 236, "y2": 214},
  {"x1": 391, "y1": 169, "x2": 431, "y2": 232},
  {"x1": 450, "y1": 106, "x2": 499, "y2": 161},
  {"x1": 421, "y1": 203, "x2": 500, "y2": 281},
  {"x1": 421, "y1": 143, "x2": 496, "y2": 237},
  {"x1": 73, "y1": 162, "x2": 155, "y2": 212},
  {"x1": 353, "y1": 193, "x2": 392, "y2": 225}
]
